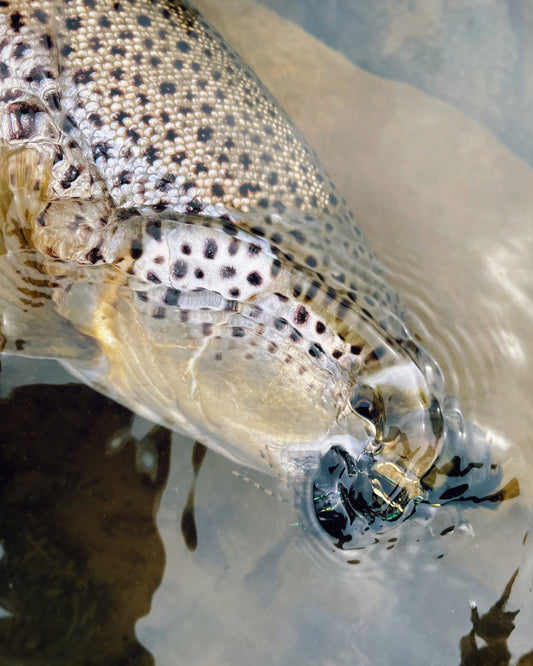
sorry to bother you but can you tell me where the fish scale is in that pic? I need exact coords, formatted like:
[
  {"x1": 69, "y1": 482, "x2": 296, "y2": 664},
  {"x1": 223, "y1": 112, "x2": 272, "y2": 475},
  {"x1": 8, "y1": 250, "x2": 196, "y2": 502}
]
[
  {"x1": 52, "y1": 0, "x2": 348, "y2": 217},
  {"x1": 0, "y1": 0, "x2": 511, "y2": 544}
]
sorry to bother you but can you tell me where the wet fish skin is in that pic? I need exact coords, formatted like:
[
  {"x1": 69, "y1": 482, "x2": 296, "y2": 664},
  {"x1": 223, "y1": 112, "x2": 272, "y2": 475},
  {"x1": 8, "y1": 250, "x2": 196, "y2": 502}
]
[
  {"x1": 0, "y1": 0, "x2": 504, "y2": 540},
  {"x1": 0, "y1": 0, "x2": 353, "y2": 222}
]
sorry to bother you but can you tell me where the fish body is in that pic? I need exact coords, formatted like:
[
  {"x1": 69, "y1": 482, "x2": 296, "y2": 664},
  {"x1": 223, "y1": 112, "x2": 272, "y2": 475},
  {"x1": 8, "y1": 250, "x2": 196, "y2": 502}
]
[{"x1": 0, "y1": 1, "x2": 507, "y2": 543}]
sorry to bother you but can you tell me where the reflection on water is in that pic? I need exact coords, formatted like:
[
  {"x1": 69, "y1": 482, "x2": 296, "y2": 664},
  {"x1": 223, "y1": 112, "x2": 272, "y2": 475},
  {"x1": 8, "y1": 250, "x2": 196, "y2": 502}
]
[
  {"x1": 180, "y1": 442, "x2": 208, "y2": 552},
  {"x1": 0, "y1": 379, "x2": 531, "y2": 665},
  {"x1": 0, "y1": 383, "x2": 170, "y2": 666},
  {"x1": 459, "y1": 559, "x2": 533, "y2": 666}
]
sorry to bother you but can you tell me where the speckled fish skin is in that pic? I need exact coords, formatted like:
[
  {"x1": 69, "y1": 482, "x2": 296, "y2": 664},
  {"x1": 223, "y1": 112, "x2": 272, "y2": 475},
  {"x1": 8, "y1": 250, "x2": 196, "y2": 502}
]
[{"x1": 0, "y1": 0, "x2": 489, "y2": 534}]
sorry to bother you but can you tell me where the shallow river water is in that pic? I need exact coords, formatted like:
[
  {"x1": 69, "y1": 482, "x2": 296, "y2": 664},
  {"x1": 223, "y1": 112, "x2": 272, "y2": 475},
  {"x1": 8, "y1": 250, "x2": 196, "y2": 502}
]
[{"x1": 1, "y1": 1, "x2": 532, "y2": 665}]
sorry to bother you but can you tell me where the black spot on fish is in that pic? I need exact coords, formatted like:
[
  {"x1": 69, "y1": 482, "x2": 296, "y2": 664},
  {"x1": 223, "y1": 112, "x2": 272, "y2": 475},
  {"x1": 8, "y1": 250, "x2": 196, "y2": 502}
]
[
  {"x1": 146, "y1": 220, "x2": 162, "y2": 241},
  {"x1": 160, "y1": 82, "x2": 176, "y2": 95},
  {"x1": 194, "y1": 163, "x2": 208, "y2": 175},
  {"x1": 240, "y1": 153, "x2": 252, "y2": 170},
  {"x1": 65, "y1": 16, "x2": 82, "y2": 31},
  {"x1": 34, "y1": 9, "x2": 49, "y2": 24},
  {"x1": 144, "y1": 145, "x2": 160, "y2": 164},
  {"x1": 111, "y1": 67, "x2": 124, "y2": 81},
  {"x1": 204, "y1": 239, "x2": 218, "y2": 259},
  {"x1": 92, "y1": 142, "x2": 111, "y2": 161},
  {"x1": 6, "y1": 101, "x2": 41, "y2": 140},
  {"x1": 197, "y1": 127, "x2": 213, "y2": 142},
  {"x1": 116, "y1": 169, "x2": 132, "y2": 186},
  {"x1": 60, "y1": 165, "x2": 81, "y2": 189},
  {"x1": 73, "y1": 67, "x2": 96, "y2": 84},
  {"x1": 304, "y1": 281, "x2": 320, "y2": 303},
  {"x1": 228, "y1": 238, "x2": 239, "y2": 255},
  {"x1": 86, "y1": 246, "x2": 103, "y2": 264},
  {"x1": 10, "y1": 12, "x2": 24, "y2": 33},
  {"x1": 164, "y1": 288, "x2": 180, "y2": 306},
  {"x1": 271, "y1": 259, "x2": 281, "y2": 277},
  {"x1": 290, "y1": 330, "x2": 303, "y2": 343},
  {"x1": 127, "y1": 128, "x2": 141, "y2": 144},
  {"x1": 13, "y1": 42, "x2": 29, "y2": 59},
  {"x1": 294, "y1": 306, "x2": 309, "y2": 325},
  {"x1": 155, "y1": 174, "x2": 175, "y2": 191},
  {"x1": 239, "y1": 182, "x2": 261, "y2": 197},
  {"x1": 221, "y1": 266, "x2": 236, "y2": 279},
  {"x1": 309, "y1": 343, "x2": 324, "y2": 358},
  {"x1": 172, "y1": 151, "x2": 187, "y2": 165},
  {"x1": 130, "y1": 238, "x2": 143, "y2": 259},
  {"x1": 247, "y1": 272, "x2": 262, "y2": 287}
]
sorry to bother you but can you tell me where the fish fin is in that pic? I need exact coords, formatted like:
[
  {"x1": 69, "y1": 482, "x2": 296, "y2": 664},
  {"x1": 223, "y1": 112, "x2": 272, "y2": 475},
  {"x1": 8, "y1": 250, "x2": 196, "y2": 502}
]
[
  {"x1": 0, "y1": 142, "x2": 54, "y2": 249},
  {"x1": 0, "y1": 248, "x2": 99, "y2": 361}
]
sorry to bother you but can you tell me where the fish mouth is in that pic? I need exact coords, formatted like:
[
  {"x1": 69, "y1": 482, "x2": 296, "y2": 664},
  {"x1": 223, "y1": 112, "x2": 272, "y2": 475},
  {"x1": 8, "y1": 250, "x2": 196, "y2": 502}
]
[{"x1": 312, "y1": 442, "x2": 418, "y2": 548}]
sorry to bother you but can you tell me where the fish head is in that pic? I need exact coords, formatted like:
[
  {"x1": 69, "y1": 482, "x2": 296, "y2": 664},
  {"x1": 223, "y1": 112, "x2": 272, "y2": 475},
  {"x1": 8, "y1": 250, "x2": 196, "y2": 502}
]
[
  {"x1": 63, "y1": 211, "x2": 448, "y2": 546},
  {"x1": 303, "y1": 359, "x2": 447, "y2": 546}
]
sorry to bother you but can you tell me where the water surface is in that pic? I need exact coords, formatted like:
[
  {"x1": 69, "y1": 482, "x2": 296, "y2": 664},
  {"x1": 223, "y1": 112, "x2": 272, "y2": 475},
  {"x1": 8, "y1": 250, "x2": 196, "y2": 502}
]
[{"x1": 1, "y1": 1, "x2": 532, "y2": 664}]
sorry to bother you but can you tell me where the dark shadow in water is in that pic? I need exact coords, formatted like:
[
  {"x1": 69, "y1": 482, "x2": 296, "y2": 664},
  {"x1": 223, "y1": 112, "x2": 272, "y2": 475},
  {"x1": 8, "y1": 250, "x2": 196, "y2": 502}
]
[
  {"x1": 459, "y1": 559, "x2": 533, "y2": 666},
  {"x1": 180, "y1": 440, "x2": 208, "y2": 552},
  {"x1": 0, "y1": 383, "x2": 172, "y2": 666}
]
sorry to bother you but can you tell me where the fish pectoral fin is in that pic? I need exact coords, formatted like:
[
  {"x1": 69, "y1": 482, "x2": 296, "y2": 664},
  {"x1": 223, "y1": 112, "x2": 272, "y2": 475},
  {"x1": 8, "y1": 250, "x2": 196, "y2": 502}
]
[{"x1": 0, "y1": 249, "x2": 100, "y2": 362}]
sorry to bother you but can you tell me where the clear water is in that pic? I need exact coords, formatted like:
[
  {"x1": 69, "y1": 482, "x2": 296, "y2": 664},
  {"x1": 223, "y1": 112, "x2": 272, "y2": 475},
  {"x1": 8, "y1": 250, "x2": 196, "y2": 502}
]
[{"x1": 1, "y1": 1, "x2": 532, "y2": 664}]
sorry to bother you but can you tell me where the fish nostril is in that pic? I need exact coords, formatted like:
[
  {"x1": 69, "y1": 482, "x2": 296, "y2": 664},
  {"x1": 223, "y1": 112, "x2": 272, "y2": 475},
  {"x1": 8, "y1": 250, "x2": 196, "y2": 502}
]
[
  {"x1": 350, "y1": 385, "x2": 383, "y2": 423},
  {"x1": 351, "y1": 396, "x2": 375, "y2": 421},
  {"x1": 350, "y1": 384, "x2": 386, "y2": 441}
]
